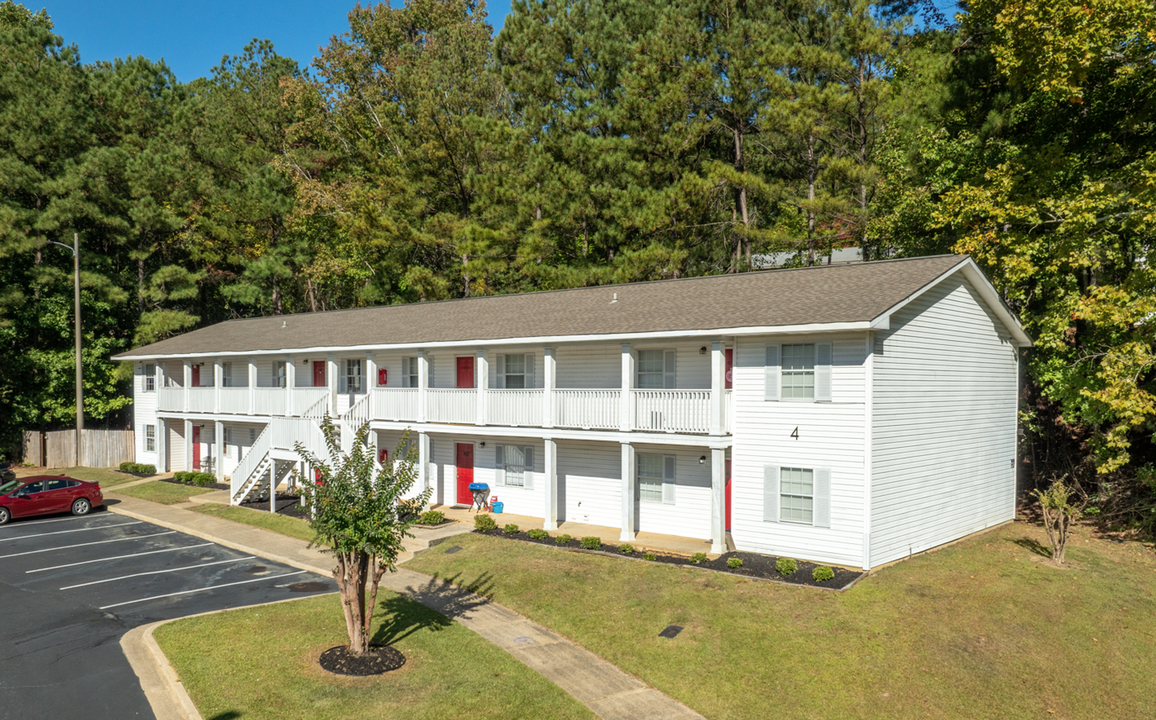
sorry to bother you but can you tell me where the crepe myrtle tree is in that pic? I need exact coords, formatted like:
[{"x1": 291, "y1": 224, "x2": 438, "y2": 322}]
[{"x1": 295, "y1": 418, "x2": 429, "y2": 657}]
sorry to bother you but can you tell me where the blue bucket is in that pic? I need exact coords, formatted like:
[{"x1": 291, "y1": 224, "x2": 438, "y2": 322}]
[{"x1": 492, "y1": 501, "x2": 504, "y2": 514}]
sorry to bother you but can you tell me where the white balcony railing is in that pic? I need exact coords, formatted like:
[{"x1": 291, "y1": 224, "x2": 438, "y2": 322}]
[
  {"x1": 292, "y1": 388, "x2": 330, "y2": 417},
  {"x1": 488, "y1": 389, "x2": 543, "y2": 427},
  {"x1": 373, "y1": 388, "x2": 419, "y2": 422},
  {"x1": 253, "y1": 387, "x2": 286, "y2": 416},
  {"x1": 219, "y1": 388, "x2": 249, "y2": 415},
  {"x1": 187, "y1": 387, "x2": 215, "y2": 413},
  {"x1": 633, "y1": 389, "x2": 711, "y2": 434},
  {"x1": 724, "y1": 389, "x2": 733, "y2": 434},
  {"x1": 427, "y1": 389, "x2": 477, "y2": 424},
  {"x1": 158, "y1": 385, "x2": 183, "y2": 412},
  {"x1": 553, "y1": 390, "x2": 620, "y2": 430}
]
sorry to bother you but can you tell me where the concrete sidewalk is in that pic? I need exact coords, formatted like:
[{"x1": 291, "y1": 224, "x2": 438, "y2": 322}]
[{"x1": 105, "y1": 494, "x2": 704, "y2": 720}]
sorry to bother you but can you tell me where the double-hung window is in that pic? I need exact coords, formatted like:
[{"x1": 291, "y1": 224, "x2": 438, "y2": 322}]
[
  {"x1": 781, "y1": 344, "x2": 815, "y2": 400},
  {"x1": 222, "y1": 362, "x2": 234, "y2": 388},
  {"x1": 496, "y1": 445, "x2": 534, "y2": 488},
  {"x1": 343, "y1": 359, "x2": 363, "y2": 393},
  {"x1": 274, "y1": 361, "x2": 287, "y2": 388},
  {"x1": 503, "y1": 354, "x2": 526, "y2": 388},
  {"x1": 144, "y1": 364, "x2": 156, "y2": 392},
  {"x1": 144, "y1": 424, "x2": 156, "y2": 452},
  {"x1": 401, "y1": 357, "x2": 419, "y2": 388},
  {"x1": 636, "y1": 349, "x2": 676, "y2": 389},
  {"x1": 636, "y1": 453, "x2": 675, "y2": 504},
  {"x1": 763, "y1": 465, "x2": 831, "y2": 528},
  {"x1": 779, "y1": 468, "x2": 814, "y2": 523}
]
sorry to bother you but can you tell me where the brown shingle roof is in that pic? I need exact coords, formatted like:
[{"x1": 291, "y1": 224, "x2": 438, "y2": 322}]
[{"x1": 115, "y1": 255, "x2": 970, "y2": 358}]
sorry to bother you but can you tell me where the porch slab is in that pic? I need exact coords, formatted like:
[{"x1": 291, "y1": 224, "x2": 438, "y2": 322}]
[{"x1": 432, "y1": 505, "x2": 718, "y2": 559}]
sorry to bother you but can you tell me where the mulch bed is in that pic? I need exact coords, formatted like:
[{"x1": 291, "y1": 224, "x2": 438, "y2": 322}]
[
  {"x1": 157, "y1": 477, "x2": 229, "y2": 491},
  {"x1": 470, "y1": 527, "x2": 864, "y2": 590},
  {"x1": 115, "y1": 470, "x2": 156, "y2": 478},
  {"x1": 319, "y1": 644, "x2": 406, "y2": 676},
  {"x1": 238, "y1": 494, "x2": 312, "y2": 519}
]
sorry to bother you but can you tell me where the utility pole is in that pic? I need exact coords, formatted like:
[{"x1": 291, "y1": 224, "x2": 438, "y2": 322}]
[{"x1": 47, "y1": 234, "x2": 82, "y2": 467}]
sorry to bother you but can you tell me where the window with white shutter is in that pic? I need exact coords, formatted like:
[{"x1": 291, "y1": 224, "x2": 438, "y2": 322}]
[
  {"x1": 222, "y1": 362, "x2": 233, "y2": 388},
  {"x1": 144, "y1": 364, "x2": 156, "y2": 392},
  {"x1": 343, "y1": 358, "x2": 363, "y2": 394},
  {"x1": 145, "y1": 425, "x2": 156, "y2": 452},
  {"x1": 637, "y1": 350, "x2": 675, "y2": 389},
  {"x1": 275, "y1": 361, "x2": 287, "y2": 388},
  {"x1": 501, "y1": 445, "x2": 534, "y2": 488},
  {"x1": 402, "y1": 357, "x2": 418, "y2": 388},
  {"x1": 503, "y1": 354, "x2": 526, "y2": 388},
  {"x1": 637, "y1": 453, "x2": 674, "y2": 503}
]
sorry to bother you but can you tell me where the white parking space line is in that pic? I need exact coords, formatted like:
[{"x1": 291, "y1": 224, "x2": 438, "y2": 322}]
[
  {"x1": 27, "y1": 543, "x2": 215, "y2": 573},
  {"x1": 1, "y1": 521, "x2": 141, "y2": 541},
  {"x1": 0, "y1": 531, "x2": 176, "y2": 559},
  {"x1": 99, "y1": 570, "x2": 308, "y2": 610},
  {"x1": 3, "y1": 515, "x2": 116, "y2": 528},
  {"x1": 59, "y1": 557, "x2": 256, "y2": 590}
]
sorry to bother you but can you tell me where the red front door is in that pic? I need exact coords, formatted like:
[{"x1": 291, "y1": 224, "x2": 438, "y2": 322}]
[
  {"x1": 456, "y1": 356, "x2": 475, "y2": 389},
  {"x1": 313, "y1": 361, "x2": 326, "y2": 387},
  {"x1": 192, "y1": 426, "x2": 201, "y2": 471},
  {"x1": 191, "y1": 364, "x2": 201, "y2": 387},
  {"x1": 725, "y1": 348, "x2": 733, "y2": 390},
  {"x1": 455, "y1": 443, "x2": 474, "y2": 504},
  {"x1": 725, "y1": 459, "x2": 732, "y2": 532}
]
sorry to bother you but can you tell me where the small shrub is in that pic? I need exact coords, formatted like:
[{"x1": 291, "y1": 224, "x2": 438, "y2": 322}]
[
  {"x1": 727, "y1": 557, "x2": 743, "y2": 569},
  {"x1": 173, "y1": 471, "x2": 191, "y2": 484},
  {"x1": 119, "y1": 461, "x2": 134, "y2": 472},
  {"x1": 643, "y1": 552, "x2": 657, "y2": 561},
  {"x1": 527, "y1": 529, "x2": 549, "y2": 540},
  {"x1": 138, "y1": 464, "x2": 157, "y2": 474},
  {"x1": 474, "y1": 514, "x2": 497, "y2": 531},
  {"x1": 812, "y1": 566, "x2": 835, "y2": 582},
  {"x1": 776, "y1": 557, "x2": 798, "y2": 576},
  {"x1": 1033, "y1": 478, "x2": 1081, "y2": 565},
  {"x1": 618, "y1": 543, "x2": 635, "y2": 554},
  {"x1": 417, "y1": 510, "x2": 445, "y2": 525},
  {"x1": 555, "y1": 534, "x2": 572, "y2": 545},
  {"x1": 580, "y1": 536, "x2": 602, "y2": 550},
  {"x1": 503, "y1": 523, "x2": 520, "y2": 535},
  {"x1": 192, "y1": 472, "x2": 217, "y2": 486},
  {"x1": 689, "y1": 552, "x2": 708, "y2": 565}
]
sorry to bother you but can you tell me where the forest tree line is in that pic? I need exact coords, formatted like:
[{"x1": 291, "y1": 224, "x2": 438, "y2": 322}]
[{"x1": 1, "y1": 0, "x2": 1154, "y2": 531}]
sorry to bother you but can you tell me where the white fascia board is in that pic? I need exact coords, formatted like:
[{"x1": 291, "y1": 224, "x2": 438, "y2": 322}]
[
  {"x1": 112, "y1": 321, "x2": 876, "y2": 362},
  {"x1": 368, "y1": 420, "x2": 734, "y2": 449},
  {"x1": 871, "y1": 258, "x2": 1033, "y2": 348}
]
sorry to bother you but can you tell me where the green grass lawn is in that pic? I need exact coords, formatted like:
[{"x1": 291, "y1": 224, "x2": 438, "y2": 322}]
[
  {"x1": 110, "y1": 480, "x2": 214, "y2": 504},
  {"x1": 406, "y1": 521, "x2": 1156, "y2": 720},
  {"x1": 154, "y1": 593, "x2": 595, "y2": 720},
  {"x1": 19, "y1": 466, "x2": 148, "y2": 487},
  {"x1": 189, "y1": 502, "x2": 316, "y2": 543}
]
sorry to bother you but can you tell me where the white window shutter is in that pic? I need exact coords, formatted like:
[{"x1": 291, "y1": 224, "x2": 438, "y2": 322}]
[
  {"x1": 525, "y1": 353, "x2": 535, "y2": 388},
  {"x1": 815, "y1": 342, "x2": 832, "y2": 402},
  {"x1": 763, "y1": 464, "x2": 780, "y2": 522},
  {"x1": 663, "y1": 349, "x2": 676, "y2": 389},
  {"x1": 427, "y1": 355, "x2": 434, "y2": 387},
  {"x1": 495, "y1": 354, "x2": 506, "y2": 389},
  {"x1": 764, "y1": 345, "x2": 780, "y2": 401},
  {"x1": 524, "y1": 446, "x2": 534, "y2": 489},
  {"x1": 494, "y1": 445, "x2": 505, "y2": 486},
  {"x1": 338, "y1": 362, "x2": 347, "y2": 393},
  {"x1": 813, "y1": 468, "x2": 831, "y2": 528},
  {"x1": 662, "y1": 455, "x2": 676, "y2": 504},
  {"x1": 402, "y1": 357, "x2": 411, "y2": 388}
]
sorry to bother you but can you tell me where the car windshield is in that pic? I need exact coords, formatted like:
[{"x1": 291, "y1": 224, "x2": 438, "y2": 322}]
[{"x1": 0, "y1": 479, "x2": 23, "y2": 495}]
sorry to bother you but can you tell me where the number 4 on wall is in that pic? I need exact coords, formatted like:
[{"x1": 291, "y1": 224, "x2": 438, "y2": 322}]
[{"x1": 790, "y1": 426, "x2": 799, "y2": 440}]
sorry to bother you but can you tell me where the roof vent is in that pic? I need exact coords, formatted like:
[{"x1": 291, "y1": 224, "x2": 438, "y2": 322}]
[{"x1": 611, "y1": 292, "x2": 617, "y2": 304}]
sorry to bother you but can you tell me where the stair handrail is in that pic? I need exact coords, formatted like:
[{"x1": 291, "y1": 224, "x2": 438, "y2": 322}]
[
  {"x1": 231, "y1": 424, "x2": 271, "y2": 502},
  {"x1": 302, "y1": 394, "x2": 329, "y2": 419},
  {"x1": 338, "y1": 394, "x2": 373, "y2": 453}
]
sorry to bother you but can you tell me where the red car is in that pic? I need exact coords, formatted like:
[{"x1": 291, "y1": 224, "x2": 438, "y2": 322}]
[{"x1": 0, "y1": 476, "x2": 103, "y2": 525}]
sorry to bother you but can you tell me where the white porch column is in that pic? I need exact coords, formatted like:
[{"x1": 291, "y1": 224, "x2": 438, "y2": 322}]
[
  {"x1": 543, "y1": 347, "x2": 556, "y2": 429},
  {"x1": 155, "y1": 363, "x2": 164, "y2": 399},
  {"x1": 709, "y1": 341, "x2": 725, "y2": 435},
  {"x1": 268, "y1": 460, "x2": 276, "y2": 513},
  {"x1": 213, "y1": 359, "x2": 223, "y2": 413},
  {"x1": 214, "y1": 420, "x2": 225, "y2": 482},
  {"x1": 475, "y1": 349, "x2": 488, "y2": 426},
  {"x1": 366, "y1": 352, "x2": 377, "y2": 422},
  {"x1": 182, "y1": 360, "x2": 191, "y2": 412},
  {"x1": 247, "y1": 357, "x2": 257, "y2": 415},
  {"x1": 620, "y1": 344, "x2": 634, "y2": 432},
  {"x1": 620, "y1": 442, "x2": 636, "y2": 541},
  {"x1": 326, "y1": 353, "x2": 338, "y2": 417},
  {"x1": 284, "y1": 357, "x2": 295, "y2": 417},
  {"x1": 417, "y1": 350, "x2": 429, "y2": 423},
  {"x1": 418, "y1": 431, "x2": 430, "y2": 505},
  {"x1": 543, "y1": 437, "x2": 558, "y2": 530},
  {"x1": 157, "y1": 418, "x2": 167, "y2": 473},
  {"x1": 184, "y1": 418, "x2": 193, "y2": 473},
  {"x1": 711, "y1": 447, "x2": 726, "y2": 554}
]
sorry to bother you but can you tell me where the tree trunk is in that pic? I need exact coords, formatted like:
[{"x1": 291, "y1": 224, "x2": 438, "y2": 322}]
[{"x1": 806, "y1": 135, "x2": 817, "y2": 266}]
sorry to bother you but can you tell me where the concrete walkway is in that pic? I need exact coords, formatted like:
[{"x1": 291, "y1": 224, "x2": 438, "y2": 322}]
[{"x1": 104, "y1": 493, "x2": 704, "y2": 720}]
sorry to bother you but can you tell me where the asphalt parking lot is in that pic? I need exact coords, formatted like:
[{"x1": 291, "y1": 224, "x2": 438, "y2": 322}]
[{"x1": 0, "y1": 505, "x2": 336, "y2": 719}]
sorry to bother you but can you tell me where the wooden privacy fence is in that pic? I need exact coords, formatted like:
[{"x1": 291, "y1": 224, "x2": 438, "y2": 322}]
[{"x1": 22, "y1": 429, "x2": 135, "y2": 469}]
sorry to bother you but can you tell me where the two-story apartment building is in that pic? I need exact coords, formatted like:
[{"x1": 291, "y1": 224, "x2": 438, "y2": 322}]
[{"x1": 113, "y1": 255, "x2": 1031, "y2": 570}]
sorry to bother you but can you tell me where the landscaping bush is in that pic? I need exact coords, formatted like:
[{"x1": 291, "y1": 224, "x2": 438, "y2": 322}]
[
  {"x1": 618, "y1": 543, "x2": 634, "y2": 554},
  {"x1": 504, "y1": 523, "x2": 521, "y2": 535},
  {"x1": 580, "y1": 536, "x2": 602, "y2": 550},
  {"x1": 475, "y1": 514, "x2": 497, "y2": 531},
  {"x1": 813, "y1": 566, "x2": 835, "y2": 582},
  {"x1": 690, "y1": 552, "x2": 708, "y2": 565},
  {"x1": 417, "y1": 510, "x2": 445, "y2": 525},
  {"x1": 727, "y1": 557, "x2": 743, "y2": 569},
  {"x1": 776, "y1": 557, "x2": 798, "y2": 576},
  {"x1": 643, "y1": 552, "x2": 657, "y2": 561},
  {"x1": 527, "y1": 529, "x2": 549, "y2": 540},
  {"x1": 173, "y1": 471, "x2": 192, "y2": 484},
  {"x1": 555, "y1": 534, "x2": 572, "y2": 545},
  {"x1": 119, "y1": 462, "x2": 156, "y2": 474},
  {"x1": 191, "y1": 472, "x2": 217, "y2": 486}
]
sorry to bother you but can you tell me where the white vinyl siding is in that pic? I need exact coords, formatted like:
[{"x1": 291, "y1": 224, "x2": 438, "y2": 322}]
[
  {"x1": 133, "y1": 362, "x2": 159, "y2": 466},
  {"x1": 870, "y1": 275, "x2": 1018, "y2": 567},
  {"x1": 557, "y1": 440, "x2": 621, "y2": 527},
  {"x1": 635, "y1": 445, "x2": 709, "y2": 538},
  {"x1": 168, "y1": 423, "x2": 186, "y2": 472}
]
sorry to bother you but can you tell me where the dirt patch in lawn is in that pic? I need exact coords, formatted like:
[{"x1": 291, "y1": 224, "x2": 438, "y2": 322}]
[{"x1": 319, "y1": 644, "x2": 406, "y2": 676}]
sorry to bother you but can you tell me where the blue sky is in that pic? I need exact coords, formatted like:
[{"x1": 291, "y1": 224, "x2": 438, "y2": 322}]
[{"x1": 38, "y1": 0, "x2": 514, "y2": 82}]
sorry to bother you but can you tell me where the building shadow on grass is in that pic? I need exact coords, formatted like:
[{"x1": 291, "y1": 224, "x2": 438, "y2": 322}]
[
  {"x1": 374, "y1": 571, "x2": 497, "y2": 644},
  {"x1": 208, "y1": 712, "x2": 242, "y2": 720},
  {"x1": 1010, "y1": 536, "x2": 1052, "y2": 557}
]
